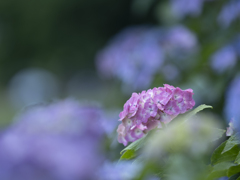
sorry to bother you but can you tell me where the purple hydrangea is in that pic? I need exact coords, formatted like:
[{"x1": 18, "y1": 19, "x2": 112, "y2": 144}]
[
  {"x1": 0, "y1": 99, "x2": 105, "y2": 180},
  {"x1": 96, "y1": 26, "x2": 165, "y2": 91},
  {"x1": 163, "y1": 25, "x2": 198, "y2": 58},
  {"x1": 218, "y1": 0, "x2": 240, "y2": 27},
  {"x1": 96, "y1": 25, "x2": 198, "y2": 90},
  {"x1": 224, "y1": 75, "x2": 240, "y2": 133},
  {"x1": 170, "y1": 0, "x2": 204, "y2": 19},
  {"x1": 117, "y1": 84, "x2": 195, "y2": 146},
  {"x1": 210, "y1": 45, "x2": 237, "y2": 74}
]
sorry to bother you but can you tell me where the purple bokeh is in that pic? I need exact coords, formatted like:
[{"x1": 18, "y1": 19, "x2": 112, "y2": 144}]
[
  {"x1": 170, "y1": 0, "x2": 204, "y2": 19},
  {"x1": 96, "y1": 25, "x2": 198, "y2": 91},
  {"x1": 210, "y1": 45, "x2": 237, "y2": 74},
  {"x1": 218, "y1": 0, "x2": 240, "y2": 27},
  {"x1": 224, "y1": 75, "x2": 240, "y2": 132},
  {"x1": 96, "y1": 26, "x2": 164, "y2": 91},
  {"x1": 0, "y1": 99, "x2": 106, "y2": 180}
]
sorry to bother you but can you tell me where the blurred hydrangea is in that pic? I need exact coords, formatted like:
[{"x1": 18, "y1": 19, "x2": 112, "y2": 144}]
[
  {"x1": 210, "y1": 45, "x2": 237, "y2": 74},
  {"x1": 232, "y1": 35, "x2": 240, "y2": 57},
  {"x1": 117, "y1": 84, "x2": 195, "y2": 146},
  {"x1": 96, "y1": 26, "x2": 164, "y2": 91},
  {"x1": 0, "y1": 99, "x2": 106, "y2": 180},
  {"x1": 224, "y1": 74, "x2": 240, "y2": 131},
  {"x1": 96, "y1": 25, "x2": 198, "y2": 91},
  {"x1": 218, "y1": 0, "x2": 240, "y2": 27},
  {"x1": 162, "y1": 25, "x2": 198, "y2": 66},
  {"x1": 170, "y1": 0, "x2": 204, "y2": 19}
]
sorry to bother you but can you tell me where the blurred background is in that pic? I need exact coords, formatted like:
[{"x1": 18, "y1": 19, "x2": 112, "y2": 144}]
[
  {"x1": 0, "y1": 0, "x2": 239, "y2": 179},
  {"x1": 1, "y1": 0, "x2": 239, "y2": 126}
]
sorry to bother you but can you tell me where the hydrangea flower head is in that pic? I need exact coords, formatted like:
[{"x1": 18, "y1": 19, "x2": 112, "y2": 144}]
[{"x1": 117, "y1": 84, "x2": 195, "y2": 146}]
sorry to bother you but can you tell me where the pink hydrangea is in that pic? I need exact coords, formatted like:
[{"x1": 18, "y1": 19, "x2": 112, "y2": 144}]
[{"x1": 117, "y1": 84, "x2": 195, "y2": 146}]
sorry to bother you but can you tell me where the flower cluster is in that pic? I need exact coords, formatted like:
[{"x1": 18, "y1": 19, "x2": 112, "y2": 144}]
[
  {"x1": 0, "y1": 99, "x2": 105, "y2": 180},
  {"x1": 96, "y1": 26, "x2": 197, "y2": 91},
  {"x1": 96, "y1": 26, "x2": 164, "y2": 91},
  {"x1": 117, "y1": 84, "x2": 195, "y2": 146}
]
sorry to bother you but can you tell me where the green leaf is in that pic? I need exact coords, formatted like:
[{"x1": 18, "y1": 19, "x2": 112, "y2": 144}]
[
  {"x1": 182, "y1": 104, "x2": 213, "y2": 123},
  {"x1": 228, "y1": 165, "x2": 240, "y2": 177},
  {"x1": 119, "y1": 104, "x2": 213, "y2": 160},
  {"x1": 211, "y1": 141, "x2": 240, "y2": 165},
  {"x1": 207, "y1": 162, "x2": 235, "y2": 180},
  {"x1": 235, "y1": 152, "x2": 240, "y2": 164},
  {"x1": 120, "y1": 134, "x2": 148, "y2": 154},
  {"x1": 222, "y1": 133, "x2": 240, "y2": 154},
  {"x1": 120, "y1": 149, "x2": 136, "y2": 160},
  {"x1": 229, "y1": 173, "x2": 240, "y2": 180},
  {"x1": 237, "y1": 177, "x2": 240, "y2": 180},
  {"x1": 211, "y1": 128, "x2": 226, "y2": 142}
]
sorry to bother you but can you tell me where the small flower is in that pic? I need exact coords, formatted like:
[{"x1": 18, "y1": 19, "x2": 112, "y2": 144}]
[
  {"x1": 153, "y1": 87, "x2": 172, "y2": 107},
  {"x1": 143, "y1": 99, "x2": 158, "y2": 118},
  {"x1": 164, "y1": 100, "x2": 180, "y2": 115},
  {"x1": 172, "y1": 87, "x2": 184, "y2": 102},
  {"x1": 117, "y1": 124, "x2": 128, "y2": 146},
  {"x1": 226, "y1": 119, "x2": 234, "y2": 137}
]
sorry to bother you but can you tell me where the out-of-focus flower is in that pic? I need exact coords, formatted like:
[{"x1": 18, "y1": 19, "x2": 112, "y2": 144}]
[
  {"x1": 226, "y1": 119, "x2": 234, "y2": 136},
  {"x1": 100, "y1": 109, "x2": 120, "y2": 136},
  {"x1": 224, "y1": 74, "x2": 240, "y2": 129},
  {"x1": 96, "y1": 26, "x2": 164, "y2": 91},
  {"x1": 0, "y1": 99, "x2": 105, "y2": 180},
  {"x1": 161, "y1": 26, "x2": 198, "y2": 71},
  {"x1": 170, "y1": 0, "x2": 205, "y2": 19},
  {"x1": 163, "y1": 25, "x2": 198, "y2": 57},
  {"x1": 210, "y1": 45, "x2": 237, "y2": 74},
  {"x1": 96, "y1": 25, "x2": 198, "y2": 91},
  {"x1": 98, "y1": 161, "x2": 142, "y2": 180},
  {"x1": 218, "y1": 0, "x2": 240, "y2": 27},
  {"x1": 8, "y1": 68, "x2": 59, "y2": 109},
  {"x1": 217, "y1": 177, "x2": 228, "y2": 180},
  {"x1": 233, "y1": 35, "x2": 240, "y2": 56},
  {"x1": 117, "y1": 84, "x2": 195, "y2": 146}
]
